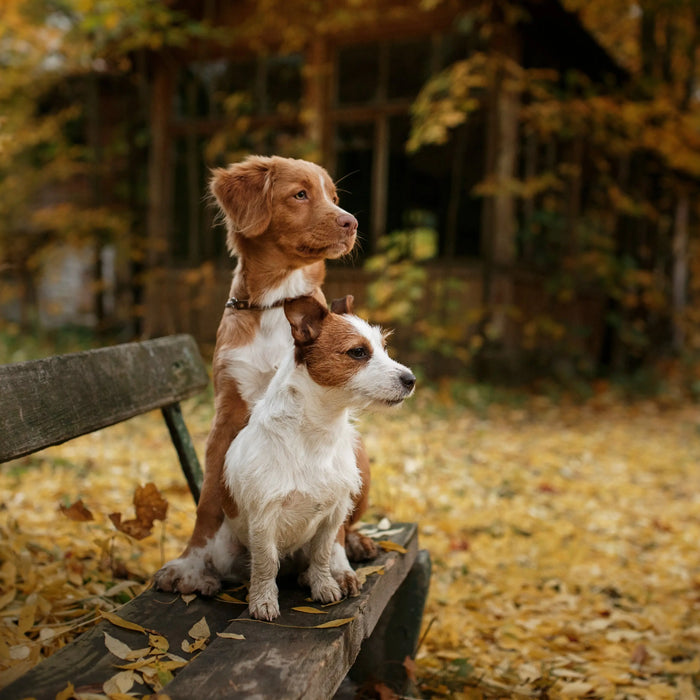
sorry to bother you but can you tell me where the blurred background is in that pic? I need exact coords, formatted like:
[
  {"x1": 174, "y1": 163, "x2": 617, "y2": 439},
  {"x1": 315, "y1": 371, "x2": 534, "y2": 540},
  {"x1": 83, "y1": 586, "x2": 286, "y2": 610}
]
[{"x1": 2, "y1": 0, "x2": 700, "y2": 391}]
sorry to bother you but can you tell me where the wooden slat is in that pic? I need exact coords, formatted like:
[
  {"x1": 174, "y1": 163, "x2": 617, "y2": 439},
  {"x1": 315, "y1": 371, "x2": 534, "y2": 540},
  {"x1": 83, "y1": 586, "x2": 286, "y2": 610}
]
[
  {"x1": 0, "y1": 335, "x2": 208, "y2": 463},
  {"x1": 0, "y1": 525, "x2": 418, "y2": 700}
]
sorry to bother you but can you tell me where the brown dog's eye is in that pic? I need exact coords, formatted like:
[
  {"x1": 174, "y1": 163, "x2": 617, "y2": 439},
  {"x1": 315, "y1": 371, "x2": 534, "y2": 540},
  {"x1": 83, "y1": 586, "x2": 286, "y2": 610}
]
[
  {"x1": 346, "y1": 347, "x2": 369, "y2": 360},
  {"x1": 294, "y1": 190, "x2": 307, "y2": 200}
]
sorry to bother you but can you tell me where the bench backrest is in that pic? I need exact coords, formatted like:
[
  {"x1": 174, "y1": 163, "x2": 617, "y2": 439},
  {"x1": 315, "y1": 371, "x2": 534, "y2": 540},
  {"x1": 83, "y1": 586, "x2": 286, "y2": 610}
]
[{"x1": 0, "y1": 334, "x2": 208, "y2": 463}]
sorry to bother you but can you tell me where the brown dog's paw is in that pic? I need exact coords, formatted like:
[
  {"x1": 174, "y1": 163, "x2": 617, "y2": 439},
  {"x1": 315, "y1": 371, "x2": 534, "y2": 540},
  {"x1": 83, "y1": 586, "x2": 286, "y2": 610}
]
[
  {"x1": 153, "y1": 557, "x2": 221, "y2": 597},
  {"x1": 344, "y1": 530, "x2": 378, "y2": 562}
]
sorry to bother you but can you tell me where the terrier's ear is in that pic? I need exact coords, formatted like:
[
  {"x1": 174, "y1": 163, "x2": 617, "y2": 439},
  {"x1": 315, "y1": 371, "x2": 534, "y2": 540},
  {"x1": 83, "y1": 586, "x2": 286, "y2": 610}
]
[
  {"x1": 330, "y1": 295, "x2": 354, "y2": 315},
  {"x1": 284, "y1": 296, "x2": 329, "y2": 345},
  {"x1": 210, "y1": 156, "x2": 274, "y2": 252}
]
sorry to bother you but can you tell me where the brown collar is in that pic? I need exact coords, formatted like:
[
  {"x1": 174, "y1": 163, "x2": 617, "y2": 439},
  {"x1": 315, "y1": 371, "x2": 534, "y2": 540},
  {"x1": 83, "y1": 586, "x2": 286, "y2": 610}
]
[{"x1": 225, "y1": 297, "x2": 286, "y2": 311}]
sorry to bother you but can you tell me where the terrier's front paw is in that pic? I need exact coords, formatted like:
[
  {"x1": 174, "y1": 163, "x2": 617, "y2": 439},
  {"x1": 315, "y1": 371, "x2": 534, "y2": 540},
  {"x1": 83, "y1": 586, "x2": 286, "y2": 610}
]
[
  {"x1": 311, "y1": 576, "x2": 343, "y2": 604},
  {"x1": 249, "y1": 598, "x2": 280, "y2": 621},
  {"x1": 334, "y1": 569, "x2": 360, "y2": 598},
  {"x1": 249, "y1": 581, "x2": 280, "y2": 620},
  {"x1": 153, "y1": 557, "x2": 221, "y2": 596}
]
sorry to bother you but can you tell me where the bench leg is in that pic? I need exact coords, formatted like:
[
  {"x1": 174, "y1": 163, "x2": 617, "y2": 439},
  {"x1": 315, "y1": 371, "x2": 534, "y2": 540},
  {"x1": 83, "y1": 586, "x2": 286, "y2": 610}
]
[
  {"x1": 161, "y1": 402, "x2": 203, "y2": 503},
  {"x1": 344, "y1": 549, "x2": 432, "y2": 696}
]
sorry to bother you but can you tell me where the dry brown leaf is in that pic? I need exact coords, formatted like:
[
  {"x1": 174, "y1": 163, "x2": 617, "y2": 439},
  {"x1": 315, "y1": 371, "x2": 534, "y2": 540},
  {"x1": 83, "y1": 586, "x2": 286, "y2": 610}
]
[
  {"x1": 109, "y1": 483, "x2": 168, "y2": 540},
  {"x1": 292, "y1": 606, "x2": 325, "y2": 614},
  {"x1": 59, "y1": 499, "x2": 94, "y2": 521}
]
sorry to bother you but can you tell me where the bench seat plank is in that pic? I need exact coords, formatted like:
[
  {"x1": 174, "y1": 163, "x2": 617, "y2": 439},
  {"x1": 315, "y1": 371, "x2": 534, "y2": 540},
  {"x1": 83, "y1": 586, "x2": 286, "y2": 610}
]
[
  {"x1": 0, "y1": 335, "x2": 208, "y2": 463},
  {"x1": 1, "y1": 524, "x2": 419, "y2": 700}
]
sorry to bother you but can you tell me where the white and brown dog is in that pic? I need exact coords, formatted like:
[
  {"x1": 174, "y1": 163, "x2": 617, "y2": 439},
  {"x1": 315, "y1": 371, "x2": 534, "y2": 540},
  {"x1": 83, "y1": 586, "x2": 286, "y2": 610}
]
[
  {"x1": 205, "y1": 295, "x2": 415, "y2": 620},
  {"x1": 154, "y1": 156, "x2": 376, "y2": 596}
]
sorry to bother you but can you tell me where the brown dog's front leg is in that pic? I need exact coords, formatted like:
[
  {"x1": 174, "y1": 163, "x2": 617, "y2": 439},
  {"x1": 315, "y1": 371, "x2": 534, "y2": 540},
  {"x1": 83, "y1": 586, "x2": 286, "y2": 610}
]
[{"x1": 341, "y1": 439, "x2": 378, "y2": 561}]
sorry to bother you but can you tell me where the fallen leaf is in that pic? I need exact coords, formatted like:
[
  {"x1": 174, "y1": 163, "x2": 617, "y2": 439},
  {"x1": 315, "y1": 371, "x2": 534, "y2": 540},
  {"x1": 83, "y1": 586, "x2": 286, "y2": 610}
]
[
  {"x1": 101, "y1": 610, "x2": 152, "y2": 634},
  {"x1": 181, "y1": 593, "x2": 197, "y2": 605},
  {"x1": 181, "y1": 637, "x2": 207, "y2": 653},
  {"x1": 314, "y1": 617, "x2": 355, "y2": 628},
  {"x1": 110, "y1": 483, "x2": 168, "y2": 540},
  {"x1": 55, "y1": 682, "x2": 75, "y2": 700},
  {"x1": 102, "y1": 669, "x2": 136, "y2": 694},
  {"x1": 378, "y1": 540, "x2": 407, "y2": 554},
  {"x1": 59, "y1": 499, "x2": 94, "y2": 521},
  {"x1": 149, "y1": 633, "x2": 169, "y2": 652},
  {"x1": 292, "y1": 606, "x2": 325, "y2": 614},
  {"x1": 217, "y1": 631, "x2": 246, "y2": 640},
  {"x1": 104, "y1": 631, "x2": 134, "y2": 660},
  {"x1": 217, "y1": 593, "x2": 246, "y2": 604},
  {"x1": 188, "y1": 616, "x2": 210, "y2": 640}
]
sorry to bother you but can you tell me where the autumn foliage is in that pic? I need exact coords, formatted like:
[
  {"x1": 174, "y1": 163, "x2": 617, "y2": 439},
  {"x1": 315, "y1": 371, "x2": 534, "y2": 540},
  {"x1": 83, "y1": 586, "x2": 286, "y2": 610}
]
[{"x1": 2, "y1": 389, "x2": 700, "y2": 697}]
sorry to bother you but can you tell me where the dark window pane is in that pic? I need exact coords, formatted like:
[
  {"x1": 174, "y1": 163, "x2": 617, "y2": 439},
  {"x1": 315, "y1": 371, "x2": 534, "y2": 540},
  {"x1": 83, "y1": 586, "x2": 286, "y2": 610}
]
[
  {"x1": 337, "y1": 44, "x2": 380, "y2": 104},
  {"x1": 387, "y1": 38, "x2": 432, "y2": 100},
  {"x1": 266, "y1": 54, "x2": 303, "y2": 112},
  {"x1": 335, "y1": 123, "x2": 374, "y2": 240}
]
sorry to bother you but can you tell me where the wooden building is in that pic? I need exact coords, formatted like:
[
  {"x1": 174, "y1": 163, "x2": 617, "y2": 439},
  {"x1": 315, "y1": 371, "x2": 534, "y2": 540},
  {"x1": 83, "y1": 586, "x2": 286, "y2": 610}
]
[{"x1": 134, "y1": 0, "x2": 623, "y2": 361}]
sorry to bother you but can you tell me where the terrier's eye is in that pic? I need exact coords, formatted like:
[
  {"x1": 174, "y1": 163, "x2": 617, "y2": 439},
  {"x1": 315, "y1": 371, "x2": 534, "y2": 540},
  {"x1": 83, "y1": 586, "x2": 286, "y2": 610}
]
[
  {"x1": 294, "y1": 190, "x2": 308, "y2": 200},
  {"x1": 346, "y1": 347, "x2": 369, "y2": 360}
]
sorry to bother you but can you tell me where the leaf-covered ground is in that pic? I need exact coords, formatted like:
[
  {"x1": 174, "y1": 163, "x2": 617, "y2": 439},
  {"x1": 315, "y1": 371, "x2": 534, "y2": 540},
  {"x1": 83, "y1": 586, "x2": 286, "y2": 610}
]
[{"x1": 1, "y1": 385, "x2": 700, "y2": 698}]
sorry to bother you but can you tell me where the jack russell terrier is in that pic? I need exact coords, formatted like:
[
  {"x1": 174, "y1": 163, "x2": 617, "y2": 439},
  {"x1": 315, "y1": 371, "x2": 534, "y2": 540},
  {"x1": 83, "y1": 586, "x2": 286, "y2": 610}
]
[{"x1": 204, "y1": 294, "x2": 415, "y2": 620}]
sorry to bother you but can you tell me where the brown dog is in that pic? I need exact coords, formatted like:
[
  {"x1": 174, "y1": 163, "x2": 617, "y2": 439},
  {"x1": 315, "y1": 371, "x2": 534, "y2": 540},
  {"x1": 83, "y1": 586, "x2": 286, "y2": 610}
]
[{"x1": 153, "y1": 155, "x2": 376, "y2": 595}]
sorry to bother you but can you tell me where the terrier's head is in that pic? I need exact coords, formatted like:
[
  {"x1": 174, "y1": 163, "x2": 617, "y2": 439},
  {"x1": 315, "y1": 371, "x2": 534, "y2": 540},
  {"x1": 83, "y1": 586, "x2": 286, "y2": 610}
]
[{"x1": 283, "y1": 295, "x2": 416, "y2": 408}]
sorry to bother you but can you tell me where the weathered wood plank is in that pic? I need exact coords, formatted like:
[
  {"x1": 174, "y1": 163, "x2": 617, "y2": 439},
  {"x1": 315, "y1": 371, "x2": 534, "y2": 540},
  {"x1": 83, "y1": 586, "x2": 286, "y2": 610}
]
[
  {"x1": 0, "y1": 525, "x2": 418, "y2": 700},
  {"x1": 165, "y1": 524, "x2": 419, "y2": 700},
  {"x1": 0, "y1": 335, "x2": 208, "y2": 463}
]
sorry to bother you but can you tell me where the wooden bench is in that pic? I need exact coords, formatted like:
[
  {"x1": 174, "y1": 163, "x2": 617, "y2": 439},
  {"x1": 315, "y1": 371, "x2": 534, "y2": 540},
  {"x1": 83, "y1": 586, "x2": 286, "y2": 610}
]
[{"x1": 0, "y1": 335, "x2": 430, "y2": 699}]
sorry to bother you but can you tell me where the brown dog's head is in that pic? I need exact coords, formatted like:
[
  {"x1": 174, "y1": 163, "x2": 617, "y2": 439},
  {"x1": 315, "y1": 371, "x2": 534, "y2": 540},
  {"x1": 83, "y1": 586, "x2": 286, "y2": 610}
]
[{"x1": 210, "y1": 156, "x2": 358, "y2": 265}]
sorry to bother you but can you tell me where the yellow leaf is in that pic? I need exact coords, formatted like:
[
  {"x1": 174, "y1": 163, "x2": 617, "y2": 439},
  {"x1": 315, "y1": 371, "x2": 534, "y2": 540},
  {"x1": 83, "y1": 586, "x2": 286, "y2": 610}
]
[
  {"x1": 216, "y1": 631, "x2": 246, "y2": 640},
  {"x1": 217, "y1": 593, "x2": 247, "y2": 604},
  {"x1": 314, "y1": 617, "x2": 355, "y2": 628},
  {"x1": 187, "y1": 616, "x2": 210, "y2": 640},
  {"x1": 181, "y1": 637, "x2": 207, "y2": 653},
  {"x1": 292, "y1": 606, "x2": 325, "y2": 614},
  {"x1": 378, "y1": 540, "x2": 407, "y2": 554},
  {"x1": 181, "y1": 593, "x2": 197, "y2": 605},
  {"x1": 103, "y1": 631, "x2": 133, "y2": 660},
  {"x1": 102, "y1": 670, "x2": 136, "y2": 694},
  {"x1": 125, "y1": 646, "x2": 151, "y2": 660},
  {"x1": 100, "y1": 610, "x2": 151, "y2": 634},
  {"x1": 149, "y1": 634, "x2": 169, "y2": 652},
  {"x1": 55, "y1": 682, "x2": 74, "y2": 700}
]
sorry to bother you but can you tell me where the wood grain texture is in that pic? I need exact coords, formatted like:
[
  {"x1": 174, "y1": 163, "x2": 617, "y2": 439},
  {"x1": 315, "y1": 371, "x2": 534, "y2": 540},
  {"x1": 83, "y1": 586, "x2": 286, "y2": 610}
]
[
  {"x1": 0, "y1": 335, "x2": 208, "y2": 463},
  {"x1": 1, "y1": 525, "x2": 419, "y2": 700}
]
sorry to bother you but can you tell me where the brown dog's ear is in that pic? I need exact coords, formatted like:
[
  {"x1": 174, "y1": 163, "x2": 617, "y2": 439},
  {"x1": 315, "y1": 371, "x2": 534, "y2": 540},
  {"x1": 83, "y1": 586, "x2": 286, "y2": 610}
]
[
  {"x1": 330, "y1": 295, "x2": 354, "y2": 315},
  {"x1": 210, "y1": 156, "x2": 274, "y2": 251},
  {"x1": 284, "y1": 295, "x2": 328, "y2": 346}
]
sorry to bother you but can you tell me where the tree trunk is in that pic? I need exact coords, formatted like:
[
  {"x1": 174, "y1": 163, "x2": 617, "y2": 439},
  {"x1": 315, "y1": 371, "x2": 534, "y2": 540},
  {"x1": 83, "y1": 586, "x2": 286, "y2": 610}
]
[
  {"x1": 143, "y1": 56, "x2": 175, "y2": 339},
  {"x1": 672, "y1": 189, "x2": 689, "y2": 353}
]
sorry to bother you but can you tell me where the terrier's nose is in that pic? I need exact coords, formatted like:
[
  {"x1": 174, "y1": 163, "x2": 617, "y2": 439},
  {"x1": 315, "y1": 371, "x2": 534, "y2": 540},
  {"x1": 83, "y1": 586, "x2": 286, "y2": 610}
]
[
  {"x1": 400, "y1": 371, "x2": 416, "y2": 392},
  {"x1": 337, "y1": 213, "x2": 358, "y2": 231}
]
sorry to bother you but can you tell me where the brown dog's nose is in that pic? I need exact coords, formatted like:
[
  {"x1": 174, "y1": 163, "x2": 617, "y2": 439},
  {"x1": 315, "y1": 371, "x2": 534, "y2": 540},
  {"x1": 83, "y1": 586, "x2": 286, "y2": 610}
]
[{"x1": 337, "y1": 213, "x2": 358, "y2": 231}]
